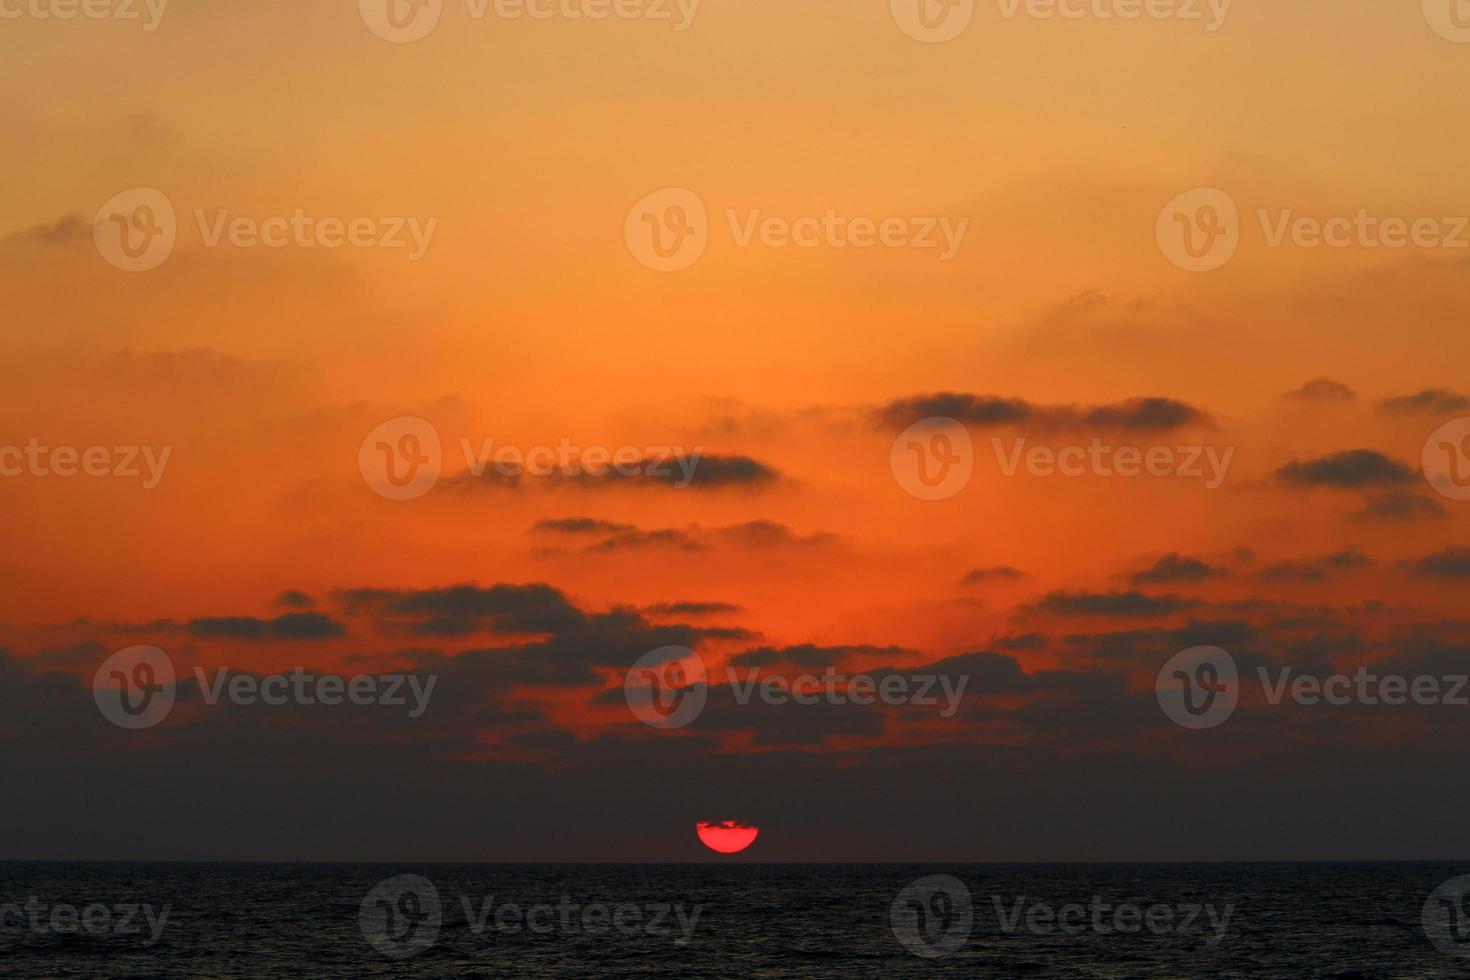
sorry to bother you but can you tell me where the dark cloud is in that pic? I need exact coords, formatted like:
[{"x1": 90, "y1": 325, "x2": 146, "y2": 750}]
[
  {"x1": 586, "y1": 528, "x2": 706, "y2": 552},
  {"x1": 532, "y1": 517, "x2": 639, "y2": 535},
  {"x1": 672, "y1": 455, "x2": 782, "y2": 489},
  {"x1": 1063, "y1": 620, "x2": 1265, "y2": 663},
  {"x1": 1132, "y1": 554, "x2": 1228, "y2": 585},
  {"x1": 270, "y1": 612, "x2": 348, "y2": 639},
  {"x1": 919, "y1": 650, "x2": 1036, "y2": 695},
  {"x1": 1079, "y1": 397, "x2": 1211, "y2": 430},
  {"x1": 878, "y1": 393, "x2": 1031, "y2": 428},
  {"x1": 2, "y1": 214, "x2": 89, "y2": 248},
  {"x1": 691, "y1": 680, "x2": 888, "y2": 746},
  {"x1": 961, "y1": 565, "x2": 1026, "y2": 585},
  {"x1": 876, "y1": 393, "x2": 1212, "y2": 432},
  {"x1": 728, "y1": 644, "x2": 907, "y2": 670},
  {"x1": 1282, "y1": 378, "x2": 1356, "y2": 403},
  {"x1": 14, "y1": 586, "x2": 1470, "y2": 862},
  {"x1": 1275, "y1": 450, "x2": 1417, "y2": 489},
  {"x1": 1357, "y1": 491, "x2": 1447, "y2": 521},
  {"x1": 995, "y1": 633, "x2": 1048, "y2": 651},
  {"x1": 1413, "y1": 547, "x2": 1470, "y2": 579},
  {"x1": 186, "y1": 612, "x2": 345, "y2": 640},
  {"x1": 710, "y1": 521, "x2": 837, "y2": 548},
  {"x1": 274, "y1": 590, "x2": 315, "y2": 609},
  {"x1": 337, "y1": 583, "x2": 584, "y2": 635},
  {"x1": 454, "y1": 454, "x2": 780, "y2": 492},
  {"x1": 28, "y1": 641, "x2": 109, "y2": 671},
  {"x1": 1257, "y1": 550, "x2": 1372, "y2": 583},
  {"x1": 1377, "y1": 389, "x2": 1470, "y2": 416},
  {"x1": 1032, "y1": 591, "x2": 1196, "y2": 617},
  {"x1": 558, "y1": 520, "x2": 835, "y2": 554},
  {"x1": 644, "y1": 602, "x2": 744, "y2": 617},
  {"x1": 422, "y1": 609, "x2": 715, "y2": 691}
]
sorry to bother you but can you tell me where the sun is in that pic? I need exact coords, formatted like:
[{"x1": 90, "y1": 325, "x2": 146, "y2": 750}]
[{"x1": 696, "y1": 820, "x2": 759, "y2": 854}]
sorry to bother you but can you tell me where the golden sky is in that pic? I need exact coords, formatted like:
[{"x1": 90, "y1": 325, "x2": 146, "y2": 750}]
[{"x1": 2, "y1": 0, "x2": 1470, "y2": 860}]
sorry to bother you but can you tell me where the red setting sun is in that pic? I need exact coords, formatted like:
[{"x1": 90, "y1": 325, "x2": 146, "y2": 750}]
[{"x1": 696, "y1": 821, "x2": 760, "y2": 855}]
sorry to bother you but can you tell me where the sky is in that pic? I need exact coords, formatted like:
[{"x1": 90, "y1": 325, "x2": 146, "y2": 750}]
[{"x1": 2, "y1": 0, "x2": 1470, "y2": 861}]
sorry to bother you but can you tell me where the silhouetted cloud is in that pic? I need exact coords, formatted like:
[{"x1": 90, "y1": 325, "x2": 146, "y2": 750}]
[
  {"x1": 1377, "y1": 389, "x2": 1470, "y2": 415},
  {"x1": 710, "y1": 521, "x2": 838, "y2": 548},
  {"x1": 1132, "y1": 554, "x2": 1227, "y2": 585},
  {"x1": 274, "y1": 590, "x2": 315, "y2": 609},
  {"x1": 960, "y1": 566, "x2": 1026, "y2": 585},
  {"x1": 1275, "y1": 450, "x2": 1417, "y2": 489},
  {"x1": 587, "y1": 528, "x2": 707, "y2": 552},
  {"x1": 876, "y1": 393, "x2": 1212, "y2": 431},
  {"x1": 549, "y1": 520, "x2": 836, "y2": 554},
  {"x1": 995, "y1": 633, "x2": 1048, "y2": 651},
  {"x1": 1413, "y1": 547, "x2": 1470, "y2": 579},
  {"x1": 671, "y1": 455, "x2": 782, "y2": 488},
  {"x1": 454, "y1": 454, "x2": 781, "y2": 491},
  {"x1": 644, "y1": 602, "x2": 744, "y2": 617},
  {"x1": 1257, "y1": 549, "x2": 1371, "y2": 583},
  {"x1": 2, "y1": 214, "x2": 89, "y2": 248},
  {"x1": 186, "y1": 612, "x2": 345, "y2": 640},
  {"x1": 337, "y1": 583, "x2": 584, "y2": 635},
  {"x1": 532, "y1": 518, "x2": 639, "y2": 535},
  {"x1": 1357, "y1": 491, "x2": 1447, "y2": 521},
  {"x1": 1032, "y1": 591, "x2": 1196, "y2": 617},
  {"x1": 1282, "y1": 378, "x2": 1356, "y2": 403},
  {"x1": 728, "y1": 644, "x2": 907, "y2": 670}
]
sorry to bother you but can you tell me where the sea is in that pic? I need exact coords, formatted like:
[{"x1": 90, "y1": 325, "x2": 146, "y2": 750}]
[{"x1": 2, "y1": 862, "x2": 1469, "y2": 977}]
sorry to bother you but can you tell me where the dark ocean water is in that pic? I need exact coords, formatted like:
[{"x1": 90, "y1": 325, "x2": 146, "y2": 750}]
[{"x1": 3, "y1": 862, "x2": 1470, "y2": 977}]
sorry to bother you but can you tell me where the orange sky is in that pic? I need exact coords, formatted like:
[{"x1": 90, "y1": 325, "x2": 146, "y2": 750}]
[{"x1": 2, "y1": 0, "x2": 1470, "y2": 861}]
